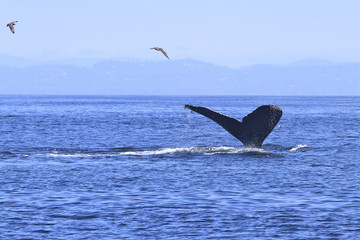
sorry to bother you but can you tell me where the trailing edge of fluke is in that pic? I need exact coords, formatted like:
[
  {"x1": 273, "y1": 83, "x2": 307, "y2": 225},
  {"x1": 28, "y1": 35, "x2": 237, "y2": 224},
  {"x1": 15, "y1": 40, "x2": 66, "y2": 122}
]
[{"x1": 184, "y1": 104, "x2": 282, "y2": 148}]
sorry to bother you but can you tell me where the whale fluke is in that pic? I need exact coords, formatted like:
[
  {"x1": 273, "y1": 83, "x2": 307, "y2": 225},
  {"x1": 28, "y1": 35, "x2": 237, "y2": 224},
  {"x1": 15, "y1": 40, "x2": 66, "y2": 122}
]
[{"x1": 184, "y1": 104, "x2": 282, "y2": 148}]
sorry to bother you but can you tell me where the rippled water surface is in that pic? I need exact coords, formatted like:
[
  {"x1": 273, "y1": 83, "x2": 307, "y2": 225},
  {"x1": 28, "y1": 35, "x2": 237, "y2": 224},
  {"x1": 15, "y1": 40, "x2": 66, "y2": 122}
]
[{"x1": 0, "y1": 96, "x2": 359, "y2": 239}]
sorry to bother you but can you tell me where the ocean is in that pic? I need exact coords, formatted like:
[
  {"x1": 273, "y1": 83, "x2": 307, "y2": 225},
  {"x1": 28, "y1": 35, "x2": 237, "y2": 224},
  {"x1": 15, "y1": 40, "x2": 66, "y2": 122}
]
[{"x1": 0, "y1": 95, "x2": 359, "y2": 239}]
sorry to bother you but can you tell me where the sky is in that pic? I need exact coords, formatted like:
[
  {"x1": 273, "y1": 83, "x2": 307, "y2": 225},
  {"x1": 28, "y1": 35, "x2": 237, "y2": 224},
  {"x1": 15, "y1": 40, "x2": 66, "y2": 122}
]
[{"x1": 1, "y1": 0, "x2": 359, "y2": 68}]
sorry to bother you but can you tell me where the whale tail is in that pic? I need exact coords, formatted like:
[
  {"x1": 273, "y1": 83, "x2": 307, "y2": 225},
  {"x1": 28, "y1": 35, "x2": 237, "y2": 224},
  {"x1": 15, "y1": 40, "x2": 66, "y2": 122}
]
[{"x1": 184, "y1": 104, "x2": 282, "y2": 148}]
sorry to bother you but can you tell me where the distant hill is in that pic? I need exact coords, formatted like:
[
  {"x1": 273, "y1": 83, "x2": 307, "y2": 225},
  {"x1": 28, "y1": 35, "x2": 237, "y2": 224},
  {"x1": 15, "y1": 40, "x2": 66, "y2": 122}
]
[
  {"x1": 0, "y1": 56, "x2": 359, "y2": 95},
  {"x1": 0, "y1": 54, "x2": 39, "y2": 68},
  {"x1": 288, "y1": 58, "x2": 335, "y2": 66}
]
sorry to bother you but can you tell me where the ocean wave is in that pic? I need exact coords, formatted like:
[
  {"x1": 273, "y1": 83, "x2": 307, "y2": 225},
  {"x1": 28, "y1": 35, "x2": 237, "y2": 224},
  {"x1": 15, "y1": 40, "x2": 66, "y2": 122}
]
[{"x1": 0, "y1": 151, "x2": 17, "y2": 159}]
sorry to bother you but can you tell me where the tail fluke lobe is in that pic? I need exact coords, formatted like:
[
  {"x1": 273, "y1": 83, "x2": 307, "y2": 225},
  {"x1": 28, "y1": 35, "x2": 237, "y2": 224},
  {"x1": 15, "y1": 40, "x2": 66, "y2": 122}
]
[
  {"x1": 184, "y1": 105, "x2": 282, "y2": 148},
  {"x1": 240, "y1": 105, "x2": 282, "y2": 147}
]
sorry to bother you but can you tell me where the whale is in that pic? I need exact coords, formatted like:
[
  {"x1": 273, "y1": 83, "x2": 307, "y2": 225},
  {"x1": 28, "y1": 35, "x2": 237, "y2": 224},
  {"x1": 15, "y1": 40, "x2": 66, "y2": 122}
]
[{"x1": 184, "y1": 104, "x2": 282, "y2": 148}]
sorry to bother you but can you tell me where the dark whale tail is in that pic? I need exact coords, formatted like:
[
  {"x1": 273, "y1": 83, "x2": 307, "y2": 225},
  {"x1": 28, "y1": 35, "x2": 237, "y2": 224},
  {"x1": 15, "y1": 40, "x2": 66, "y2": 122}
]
[{"x1": 184, "y1": 105, "x2": 282, "y2": 148}]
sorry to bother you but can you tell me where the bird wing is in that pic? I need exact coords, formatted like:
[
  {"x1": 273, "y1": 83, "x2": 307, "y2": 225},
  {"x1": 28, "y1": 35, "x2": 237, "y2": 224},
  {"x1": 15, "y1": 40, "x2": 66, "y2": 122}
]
[
  {"x1": 160, "y1": 49, "x2": 170, "y2": 59},
  {"x1": 9, "y1": 24, "x2": 15, "y2": 34}
]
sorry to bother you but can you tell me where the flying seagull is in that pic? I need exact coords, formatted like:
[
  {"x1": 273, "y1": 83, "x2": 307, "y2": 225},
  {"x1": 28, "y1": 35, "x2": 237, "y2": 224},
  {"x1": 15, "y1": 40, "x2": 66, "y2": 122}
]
[
  {"x1": 150, "y1": 47, "x2": 170, "y2": 59},
  {"x1": 7, "y1": 21, "x2": 18, "y2": 34}
]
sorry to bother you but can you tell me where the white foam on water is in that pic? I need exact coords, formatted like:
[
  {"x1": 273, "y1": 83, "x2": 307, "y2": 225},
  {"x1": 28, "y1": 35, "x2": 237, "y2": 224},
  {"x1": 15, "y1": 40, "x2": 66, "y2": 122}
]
[
  {"x1": 44, "y1": 146, "x2": 267, "y2": 158},
  {"x1": 120, "y1": 146, "x2": 232, "y2": 155},
  {"x1": 121, "y1": 146, "x2": 266, "y2": 156},
  {"x1": 289, "y1": 144, "x2": 310, "y2": 152},
  {"x1": 48, "y1": 153, "x2": 98, "y2": 158}
]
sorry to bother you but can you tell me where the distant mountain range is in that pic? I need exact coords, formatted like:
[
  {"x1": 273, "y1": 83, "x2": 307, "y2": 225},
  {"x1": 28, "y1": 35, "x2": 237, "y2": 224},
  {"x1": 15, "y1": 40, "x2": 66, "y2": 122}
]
[{"x1": 0, "y1": 56, "x2": 359, "y2": 95}]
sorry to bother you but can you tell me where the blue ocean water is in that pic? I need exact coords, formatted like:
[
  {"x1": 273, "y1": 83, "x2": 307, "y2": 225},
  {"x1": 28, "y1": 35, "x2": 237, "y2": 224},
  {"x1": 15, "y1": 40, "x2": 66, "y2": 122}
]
[{"x1": 0, "y1": 95, "x2": 359, "y2": 239}]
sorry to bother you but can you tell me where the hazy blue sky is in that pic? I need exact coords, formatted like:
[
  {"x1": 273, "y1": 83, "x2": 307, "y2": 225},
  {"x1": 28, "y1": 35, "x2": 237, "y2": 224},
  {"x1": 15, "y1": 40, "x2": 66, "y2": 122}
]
[{"x1": 1, "y1": 0, "x2": 359, "y2": 67}]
